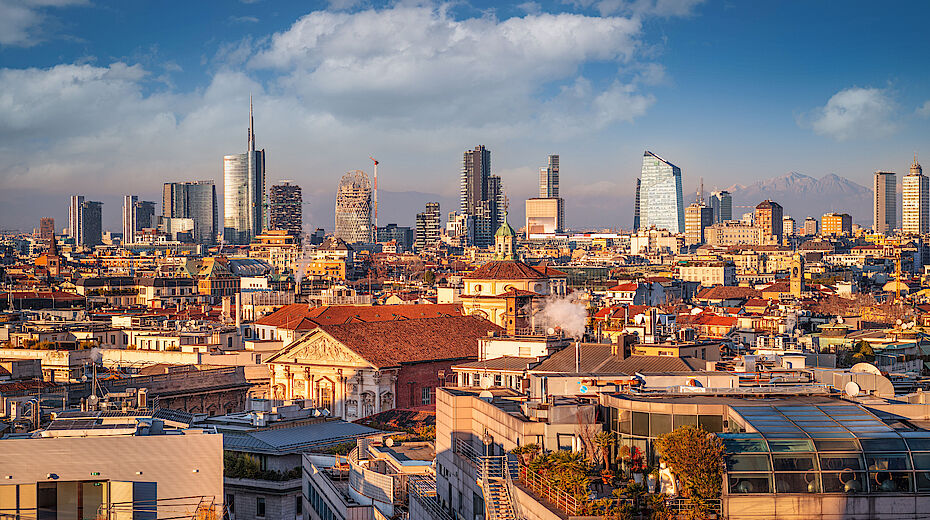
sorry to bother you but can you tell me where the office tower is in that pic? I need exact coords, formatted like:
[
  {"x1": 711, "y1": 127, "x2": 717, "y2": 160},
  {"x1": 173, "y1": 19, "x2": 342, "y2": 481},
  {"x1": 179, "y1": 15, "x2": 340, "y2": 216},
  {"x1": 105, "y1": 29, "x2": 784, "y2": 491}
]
[
  {"x1": 822, "y1": 212, "x2": 853, "y2": 236},
  {"x1": 415, "y1": 202, "x2": 441, "y2": 251},
  {"x1": 80, "y1": 201, "x2": 103, "y2": 247},
  {"x1": 525, "y1": 198, "x2": 564, "y2": 235},
  {"x1": 632, "y1": 179, "x2": 641, "y2": 230},
  {"x1": 269, "y1": 181, "x2": 303, "y2": 237},
  {"x1": 164, "y1": 181, "x2": 218, "y2": 244},
  {"x1": 783, "y1": 216, "x2": 796, "y2": 237},
  {"x1": 754, "y1": 200, "x2": 783, "y2": 242},
  {"x1": 334, "y1": 170, "x2": 373, "y2": 244},
  {"x1": 804, "y1": 217, "x2": 819, "y2": 236},
  {"x1": 377, "y1": 223, "x2": 414, "y2": 251},
  {"x1": 637, "y1": 151, "x2": 684, "y2": 233},
  {"x1": 710, "y1": 190, "x2": 732, "y2": 223},
  {"x1": 874, "y1": 171, "x2": 897, "y2": 234},
  {"x1": 539, "y1": 154, "x2": 559, "y2": 198},
  {"x1": 684, "y1": 202, "x2": 714, "y2": 245},
  {"x1": 446, "y1": 212, "x2": 475, "y2": 247},
  {"x1": 903, "y1": 155, "x2": 928, "y2": 235},
  {"x1": 461, "y1": 145, "x2": 503, "y2": 247},
  {"x1": 527, "y1": 154, "x2": 565, "y2": 235},
  {"x1": 224, "y1": 96, "x2": 266, "y2": 245},
  {"x1": 39, "y1": 218, "x2": 55, "y2": 241},
  {"x1": 69, "y1": 195, "x2": 85, "y2": 243},
  {"x1": 122, "y1": 196, "x2": 156, "y2": 244}
]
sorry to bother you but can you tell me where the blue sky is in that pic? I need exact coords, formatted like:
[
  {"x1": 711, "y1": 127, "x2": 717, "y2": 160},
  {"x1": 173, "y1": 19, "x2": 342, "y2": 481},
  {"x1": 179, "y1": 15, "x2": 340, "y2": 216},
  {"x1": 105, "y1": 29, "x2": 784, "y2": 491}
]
[{"x1": 1, "y1": 0, "x2": 928, "y2": 232}]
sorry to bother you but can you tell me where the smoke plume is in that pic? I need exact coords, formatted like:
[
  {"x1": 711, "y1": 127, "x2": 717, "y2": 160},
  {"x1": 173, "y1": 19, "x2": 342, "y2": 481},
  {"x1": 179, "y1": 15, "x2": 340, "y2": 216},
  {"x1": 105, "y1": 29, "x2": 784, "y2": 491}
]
[{"x1": 537, "y1": 292, "x2": 588, "y2": 338}]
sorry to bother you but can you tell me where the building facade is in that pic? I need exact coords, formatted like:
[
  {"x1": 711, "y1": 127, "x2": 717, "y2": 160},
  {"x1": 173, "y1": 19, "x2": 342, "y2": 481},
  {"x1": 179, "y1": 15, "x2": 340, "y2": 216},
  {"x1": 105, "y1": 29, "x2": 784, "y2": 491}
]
[
  {"x1": 539, "y1": 154, "x2": 559, "y2": 198},
  {"x1": 525, "y1": 197, "x2": 564, "y2": 235},
  {"x1": 39, "y1": 217, "x2": 55, "y2": 241},
  {"x1": 710, "y1": 190, "x2": 732, "y2": 223},
  {"x1": 636, "y1": 151, "x2": 684, "y2": 233},
  {"x1": 415, "y1": 202, "x2": 441, "y2": 251},
  {"x1": 903, "y1": 156, "x2": 928, "y2": 235},
  {"x1": 684, "y1": 202, "x2": 714, "y2": 245},
  {"x1": 821, "y1": 212, "x2": 853, "y2": 236},
  {"x1": 874, "y1": 170, "x2": 897, "y2": 234},
  {"x1": 754, "y1": 200, "x2": 783, "y2": 242},
  {"x1": 224, "y1": 98, "x2": 265, "y2": 245},
  {"x1": 461, "y1": 145, "x2": 503, "y2": 247},
  {"x1": 122, "y1": 195, "x2": 155, "y2": 245},
  {"x1": 68, "y1": 195, "x2": 84, "y2": 244},
  {"x1": 80, "y1": 200, "x2": 103, "y2": 247},
  {"x1": 163, "y1": 180, "x2": 218, "y2": 244},
  {"x1": 269, "y1": 181, "x2": 302, "y2": 237},
  {"x1": 334, "y1": 170, "x2": 373, "y2": 244},
  {"x1": 803, "y1": 216, "x2": 819, "y2": 236}
]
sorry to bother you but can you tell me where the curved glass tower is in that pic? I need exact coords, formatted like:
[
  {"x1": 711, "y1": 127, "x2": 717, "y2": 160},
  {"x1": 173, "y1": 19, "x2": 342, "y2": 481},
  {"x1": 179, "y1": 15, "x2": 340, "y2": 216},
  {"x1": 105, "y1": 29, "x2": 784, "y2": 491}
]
[
  {"x1": 637, "y1": 150, "x2": 684, "y2": 233},
  {"x1": 223, "y1": 96, "x2": 265, "y2": 245}
]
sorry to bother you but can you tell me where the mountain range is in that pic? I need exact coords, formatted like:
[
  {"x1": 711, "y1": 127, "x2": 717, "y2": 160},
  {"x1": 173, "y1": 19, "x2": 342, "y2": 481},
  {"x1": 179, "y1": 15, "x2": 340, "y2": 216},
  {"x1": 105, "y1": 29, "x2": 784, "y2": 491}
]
[{"x1": 724, "y1": 172, "x2": 873, "y2": 225}]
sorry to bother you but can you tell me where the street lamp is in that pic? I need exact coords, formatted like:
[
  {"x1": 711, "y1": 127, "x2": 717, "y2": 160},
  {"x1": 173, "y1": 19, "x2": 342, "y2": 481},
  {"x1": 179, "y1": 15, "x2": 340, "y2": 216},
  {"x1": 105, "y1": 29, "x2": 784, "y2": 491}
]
[{"x1": 482, "y1": 429, "x2": 493, "y2": 456}]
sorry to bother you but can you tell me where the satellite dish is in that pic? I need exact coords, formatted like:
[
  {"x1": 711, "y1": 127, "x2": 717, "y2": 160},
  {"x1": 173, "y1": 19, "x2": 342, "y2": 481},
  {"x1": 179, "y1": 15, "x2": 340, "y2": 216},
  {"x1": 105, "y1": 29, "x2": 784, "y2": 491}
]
[
  {"x1": 385, "y1": 437, "x2": 395, "y2": 447},
  {"x1": 836, "y1": 316, "x2": 844, "y2": 324},
  {"x1": 480, "y1": 377, "x2": 493, "y2": 389},
  {"x1": 478, "y1": 390, "x2": 494, "y2": 399},
  {"x1": 850, "y1": 362, "x2": 882, "y2": 376},
  {"x1": 897, "y1": 319, "x2": 904, "y2": 326},
  {"x1": 547, "y1": 327, "x2": 556, "y2": 335},
  {"x1": 844, "y1": 381, "x2": 861, "y2": 398}
]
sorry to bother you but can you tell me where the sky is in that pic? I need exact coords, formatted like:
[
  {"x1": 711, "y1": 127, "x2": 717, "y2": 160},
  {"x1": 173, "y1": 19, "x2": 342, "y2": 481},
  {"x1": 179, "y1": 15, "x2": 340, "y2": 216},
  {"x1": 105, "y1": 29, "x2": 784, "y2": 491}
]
[{"x1": 1, "y1": 0, "x2": 929, "y2": 233}]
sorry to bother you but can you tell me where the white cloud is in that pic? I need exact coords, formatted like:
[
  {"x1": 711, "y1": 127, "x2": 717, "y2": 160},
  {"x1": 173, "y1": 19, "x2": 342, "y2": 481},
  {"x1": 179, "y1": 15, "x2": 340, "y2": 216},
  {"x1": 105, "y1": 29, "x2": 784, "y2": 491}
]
[
  {"x1": 229, "y1": 15, "x2": 259, "y2": 24},
  {"x1": 249, "y1": 6, "x2": 650, "y2": 130},
  {"x1": 806, "y1": 87, "x2": 898, "y2": 141},
  {"x1": 917, "y1": 100, "x2": 930, "y2": 118},
  {"x1": 0, "y1": 0, "x2": 87, "y2": 47}
]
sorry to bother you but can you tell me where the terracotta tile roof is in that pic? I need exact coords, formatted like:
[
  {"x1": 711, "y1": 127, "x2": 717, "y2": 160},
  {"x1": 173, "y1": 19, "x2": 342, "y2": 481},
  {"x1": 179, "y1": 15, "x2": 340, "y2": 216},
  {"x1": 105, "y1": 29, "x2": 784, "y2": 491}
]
[
  {"x1": 744, "y1": 299, "x2": 770, "y2": 308},
  {"x1": 532, "y1": 265, "x2": 568, "y2": 277},
  {"x1": 494, "y1": 288, "x2": 540, "y2": 298},
  {"x1": 608, "y1": 283, "x2": 639, "y2": 292},
  {"x1": 694, "y1": 286, "x2": 761, "y2": 301},
  {"x1": 255, "y1": 303, "x2": 463, "y2": 330},
  {"x1": 762, "y1": 282, "x2": 792, "y2": 294},
  {"x1": 320, "y1": 315, "x2": 502, "y2": 368},
  {"x1": 464, "y1": 260, "x2": 547, "y2": 280},
  {"x1": 696, "y1": 315, "x2": 738, "y2": 327}
]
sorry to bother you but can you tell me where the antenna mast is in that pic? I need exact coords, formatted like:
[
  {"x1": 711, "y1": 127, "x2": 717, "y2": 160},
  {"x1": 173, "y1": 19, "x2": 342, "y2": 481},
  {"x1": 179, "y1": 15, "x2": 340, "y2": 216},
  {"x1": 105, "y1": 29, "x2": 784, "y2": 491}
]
[{"x1": 370, "y1": 156, "x2": 379, "y2": 238}]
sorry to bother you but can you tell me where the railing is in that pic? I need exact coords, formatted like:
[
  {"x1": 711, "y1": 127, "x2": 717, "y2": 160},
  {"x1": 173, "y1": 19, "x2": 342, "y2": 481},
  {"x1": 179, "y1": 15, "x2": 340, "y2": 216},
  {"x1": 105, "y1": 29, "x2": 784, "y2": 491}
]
[
  {"x1": 666, "y1": 497, "x2": 722, "y2": 517},
  {"x1": 408, "y1": 475, "x2": 455, "y2": 520},
  {"x1": 480, "y1": 456, "x2": 519, "y2": 520},
  {"x1": 518, "y1": 465, "x2": 582, "y2": 516}
]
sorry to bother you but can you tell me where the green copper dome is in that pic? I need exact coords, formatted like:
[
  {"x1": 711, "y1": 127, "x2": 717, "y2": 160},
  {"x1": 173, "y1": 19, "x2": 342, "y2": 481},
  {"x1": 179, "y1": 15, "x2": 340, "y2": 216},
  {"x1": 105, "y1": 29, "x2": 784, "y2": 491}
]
[{"x1": 495, "y1": 212, "x2": 516, "y2": 237}]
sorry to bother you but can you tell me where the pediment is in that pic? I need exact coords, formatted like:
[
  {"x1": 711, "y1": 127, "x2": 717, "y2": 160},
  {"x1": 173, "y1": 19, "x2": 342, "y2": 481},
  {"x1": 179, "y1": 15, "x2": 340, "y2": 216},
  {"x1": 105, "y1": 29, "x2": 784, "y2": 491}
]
[{"x1": 284, "y1": 332, "x2": 370, "y2": 367}]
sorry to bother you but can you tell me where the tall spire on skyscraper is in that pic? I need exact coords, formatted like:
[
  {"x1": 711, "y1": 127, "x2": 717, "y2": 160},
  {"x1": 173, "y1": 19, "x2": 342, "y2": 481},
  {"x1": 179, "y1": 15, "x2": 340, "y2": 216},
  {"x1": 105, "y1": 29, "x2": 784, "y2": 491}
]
[{"x1": 248, "y1": 93, "x2": 255, "y2": 152}]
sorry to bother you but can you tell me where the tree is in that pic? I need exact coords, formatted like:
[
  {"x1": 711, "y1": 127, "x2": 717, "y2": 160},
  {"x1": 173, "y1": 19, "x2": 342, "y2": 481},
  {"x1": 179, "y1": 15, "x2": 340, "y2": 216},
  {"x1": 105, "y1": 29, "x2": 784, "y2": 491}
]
[
  {"x1": 654, "y1": 426, "x2": 724, "y2": 519},
  {"x1": 594, "y1": 431, "x2": 614, "y2": 468}
]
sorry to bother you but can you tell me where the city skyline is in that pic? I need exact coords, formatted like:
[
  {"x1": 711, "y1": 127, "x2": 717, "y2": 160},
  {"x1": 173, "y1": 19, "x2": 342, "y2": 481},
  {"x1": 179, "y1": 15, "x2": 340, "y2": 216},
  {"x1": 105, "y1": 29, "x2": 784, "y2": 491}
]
[{"x1": 2, "y1": 2, "x2": 930, "y2": 232}]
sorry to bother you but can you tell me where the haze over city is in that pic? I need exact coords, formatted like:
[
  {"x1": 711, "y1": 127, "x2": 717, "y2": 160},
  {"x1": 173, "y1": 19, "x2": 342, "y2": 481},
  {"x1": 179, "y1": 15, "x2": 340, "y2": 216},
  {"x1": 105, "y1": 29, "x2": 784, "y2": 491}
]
[{"x1": 1, "y1": 0, "x2": 929, "y2": 231}]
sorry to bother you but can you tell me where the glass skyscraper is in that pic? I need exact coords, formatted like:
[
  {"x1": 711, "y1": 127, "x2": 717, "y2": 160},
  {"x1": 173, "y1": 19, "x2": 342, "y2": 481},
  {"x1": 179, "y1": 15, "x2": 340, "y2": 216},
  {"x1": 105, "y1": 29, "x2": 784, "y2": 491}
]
[
  {"x1": 164, "y1": 180, "x2": 217, "y2": 244},
  {"x1": 635, "y1": 151, "x2": 684, "y2": 233},
  {"x1": 224, "y1": 96, "x2": 265, "y2": 245}
]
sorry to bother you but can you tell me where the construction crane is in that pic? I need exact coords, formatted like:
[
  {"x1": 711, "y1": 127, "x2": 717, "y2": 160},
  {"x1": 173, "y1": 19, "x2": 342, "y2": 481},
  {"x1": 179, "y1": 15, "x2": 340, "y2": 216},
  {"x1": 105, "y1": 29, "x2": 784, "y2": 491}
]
[{"x1": 369, "y1": 156, "x2": 379, "y2": 232}]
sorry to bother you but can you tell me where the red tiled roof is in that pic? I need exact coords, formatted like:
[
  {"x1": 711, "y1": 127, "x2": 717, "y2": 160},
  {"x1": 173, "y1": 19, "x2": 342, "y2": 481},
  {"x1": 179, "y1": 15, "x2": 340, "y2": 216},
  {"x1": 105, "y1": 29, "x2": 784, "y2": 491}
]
[
  {"x1": 494, "y1": 288, "x2": 540, "y2": 298},
  {"x1": 697, "y1": 316, "x2": 738, "y2": 327},
  {"x1": 744, "y1": 299, "x2": 770, "y2": 308},
  {"x1": 255, "y1": 303, "x2": 463, "y2": 330},
  {"x1": 319, "y1": 315, "x2": 502, "y2": 368},
  {"x1": 532, "y1": 265, "x2": 568, "y2": 277},
  {"x1": 464, "y1": 261, "x2": 547, "y2": 280},
  {"x1": 762, "y1": 282, "x2": 792, "y2": 294},
  {"x1": 694, "y1": 286, "x2": 761, "y2": 301},
  {"x1": 608, "y1": 283, "x2": 639, "y2": 292}
]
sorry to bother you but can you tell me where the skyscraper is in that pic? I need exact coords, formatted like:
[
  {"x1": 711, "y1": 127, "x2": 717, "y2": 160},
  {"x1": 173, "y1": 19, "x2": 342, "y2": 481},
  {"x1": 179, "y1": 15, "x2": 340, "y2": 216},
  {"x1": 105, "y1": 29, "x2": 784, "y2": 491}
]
[
  {"x1": 224, "y1": 96, "x2": 265, "y2": 245},
  {"x1": 874, "y1": 171, "x2": 897, "y2": 234},
  {"x1": 164, "y1": 180, "x2": 218, "y2": 244},
  {"x1": 122, "y1": 196, "x2": 155, "y2": 244},
  {"x1": 80, "y1": 201, "x2": 103, "y2": 247},
  {"x1": 269, "y1": 181, "x2": 303, "y2": 237},
  {"x1": 710, "y1": 191, "x2": 732, "y2": 223},
  {"x1": 415, "y1": 202, "x2": 441, "y2": 251},
  {"x1": 684, "y1": 202, "x2": 714, "y2": 245},
  {"x1": 526, "y1": 154, "x2": 565, "y2": 234},
  {"x1": 334, "y1": 170, "x2": 373, "y2": 244},
  {"x1": 755, "y1": 200, "x2": 783, "y2": 242},
  {"x1": 803, "y1": 217, "x2": 819, "y2": 236},
  {"x1": 632, "y1": 179, "x2": 641, "y2": 231},
  {"x1": 39, "y1": 218, "x2": 55, "y2": 241},
  {"x1": 903, "y1": 155, "x2": 928, "y2": 235},
  {"x1": 461, "y1": 145, "x2": 503, "y2": 247},
  {"x1": 69, "y1": 195, "x2": 84, "y2": 243},
  {"x1": 636, "y1": 151, "x2": 684, "y2": 233},
  {"x1": 539, "y1": 154, "x2": 559, "y2": 198}
]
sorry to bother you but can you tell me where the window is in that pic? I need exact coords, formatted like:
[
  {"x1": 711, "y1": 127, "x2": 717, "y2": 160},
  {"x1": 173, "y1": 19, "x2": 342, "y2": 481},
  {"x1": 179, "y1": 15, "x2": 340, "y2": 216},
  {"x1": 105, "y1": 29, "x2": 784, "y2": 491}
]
[
  {"x1": 422, "y1": 386, "x2": 432, "y2": 405},
  {"x1": 256, "y1": 497, "x2": 265, "y2": 517},
  {"x1": 226, "y1": 494, "x2": 235, "y2": 514},
  {"x1": 295, "y1": 495, "x2": 302, "y2": 514}
]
